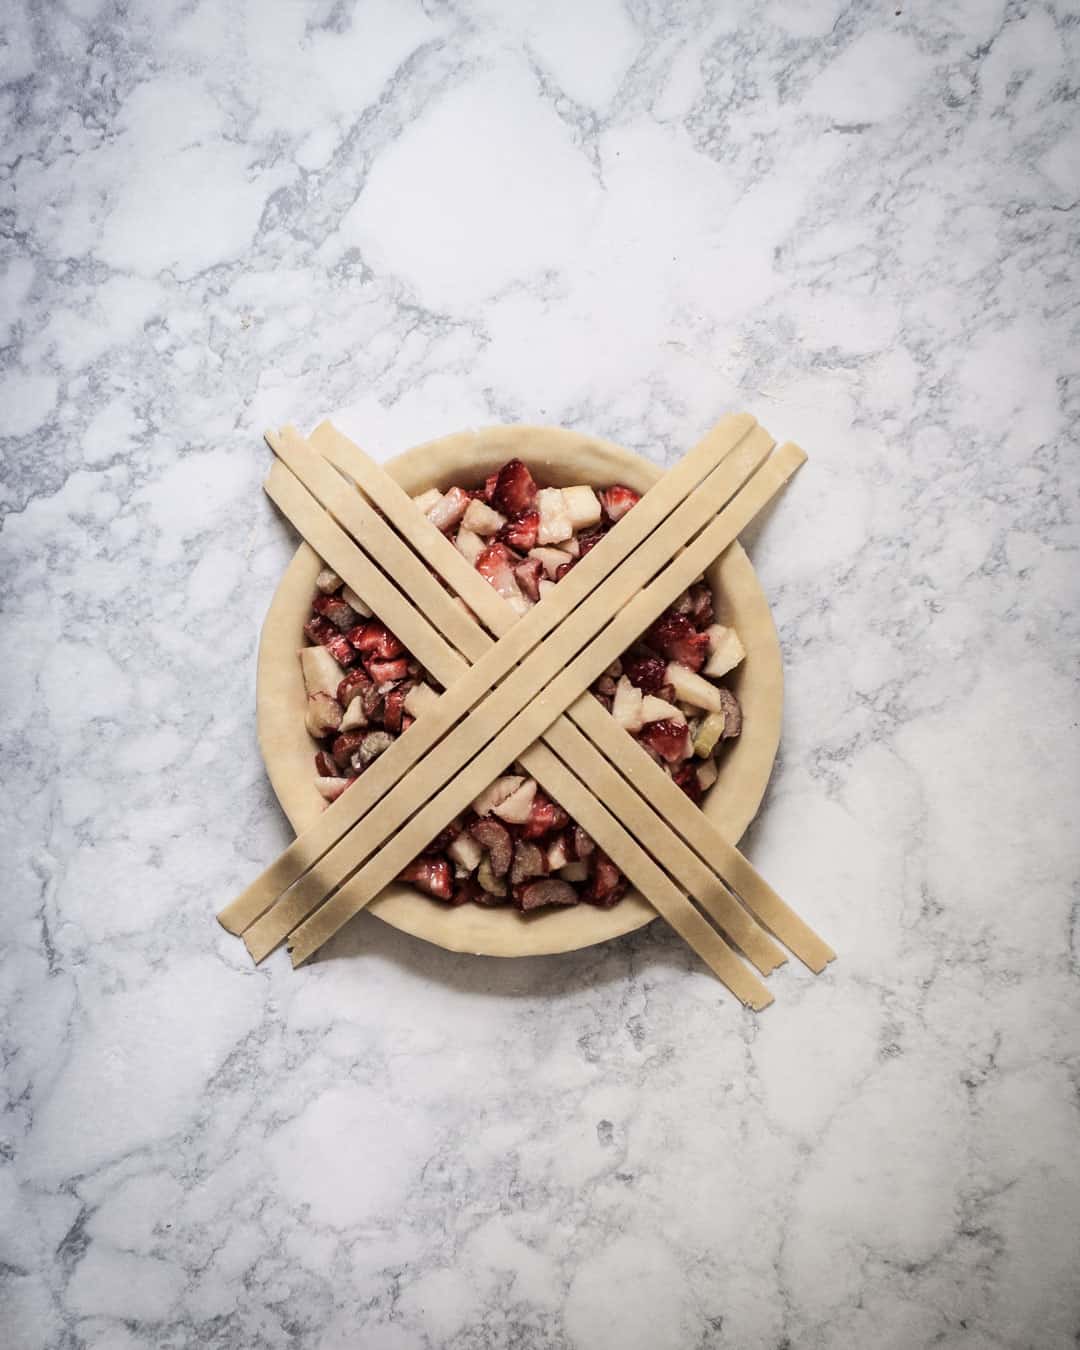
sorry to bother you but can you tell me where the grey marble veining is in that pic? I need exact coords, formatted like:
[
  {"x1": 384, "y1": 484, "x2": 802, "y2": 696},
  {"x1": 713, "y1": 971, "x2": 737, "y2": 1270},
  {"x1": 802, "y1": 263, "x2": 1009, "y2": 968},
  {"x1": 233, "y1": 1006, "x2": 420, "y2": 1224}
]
[{"x1": 2, "y1": 1, "x2": 1079, "y2": 1347}]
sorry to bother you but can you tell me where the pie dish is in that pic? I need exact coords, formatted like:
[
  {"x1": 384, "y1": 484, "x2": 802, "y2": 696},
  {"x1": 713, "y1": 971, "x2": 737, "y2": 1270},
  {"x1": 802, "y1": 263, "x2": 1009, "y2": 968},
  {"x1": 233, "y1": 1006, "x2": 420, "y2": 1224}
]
[{"x1": 256, "y1": 425, "x2": 784, "y2": 957}]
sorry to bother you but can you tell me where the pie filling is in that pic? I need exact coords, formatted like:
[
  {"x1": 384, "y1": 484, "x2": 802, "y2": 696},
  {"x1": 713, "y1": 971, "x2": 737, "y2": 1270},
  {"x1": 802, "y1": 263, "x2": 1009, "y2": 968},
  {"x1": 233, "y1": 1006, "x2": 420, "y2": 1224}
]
[{"x1": 298, "y1": 460, "x2": 746, "y2": 912}]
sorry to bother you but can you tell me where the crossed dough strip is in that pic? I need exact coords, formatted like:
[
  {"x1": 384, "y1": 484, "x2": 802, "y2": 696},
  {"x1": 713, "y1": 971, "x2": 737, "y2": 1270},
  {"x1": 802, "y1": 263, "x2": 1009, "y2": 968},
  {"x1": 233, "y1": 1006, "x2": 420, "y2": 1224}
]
[
  {"x1": 316, "y1": 425, "x2": 835, "y2": 973},
  {"x1": 283, "y1": 444, "x2": 807, "y2": 969},
  {"x1": 237, "y1": 429, "x2": 776, "y2": 961},
  {"x1": 242, "y1": 450, "x2": 786, "y2": 981},
  {"x1": 219, "y1": 415, "x2": 763, "y2": 935}
]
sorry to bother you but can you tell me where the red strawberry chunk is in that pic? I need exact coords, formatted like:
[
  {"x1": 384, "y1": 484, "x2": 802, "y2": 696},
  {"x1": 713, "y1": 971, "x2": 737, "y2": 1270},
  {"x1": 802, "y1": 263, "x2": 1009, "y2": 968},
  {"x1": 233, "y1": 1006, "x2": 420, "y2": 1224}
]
[
  {"x1": 583, "y1": 852, "x2": 626, "y2": 907},
  {"x1": 513, "y1": 557, "x2": 543, "y2": 602},
  {"x1": 366, "y1": 657, "x2": 409, "y2": 685},
  {"x1": 382, "y1": 683, "x2": 411, "y2": 732},
  {"x1": 401, "y1": 714, "x2": 415, "y2": 733},
  {"x1": 672, "y1": 761, "x2": 704, "y2": 804},
  {"x1": 349, "y1": 620, "x2": 404, "y2": 659},
  {"x1": 576, "y1": 525, "x2": 607, "y2": 558},
  {"x1": 622, "y1": 653, "x2": 667, "y2": 694},
  {"x1": 337, "y1": 668, "x2": 372, "y2": 708},
  {"x1": 314, "y1": 750, "x2": 338, "y2": 777},
  {"x1": 324, "y1": 632, "x2": 357, "y2": 667},
  {"x1": 646, "y1": 612, "x2": 709, "y2": 672},
  {"x1": 491, "y1": 459, "x2": 538, "y2": 515},
  {"x1": 399, "y1": 858, "x2": 453, "y2": 900},
  {"x1": 303, "y1": 615, "x2": 337, "y2": 647},
  {"x1": 554, "y1": 559, "x2": 575, "y2": 582},
  {"x1": 312, "y1": 593, "x2": 359, "y2": 631},
  {"x1": 331, "y1": 730, "x2": 367, "y2": 769},
  {"x1": 498, "y1": 508, "x2": 539, "y2": 552},
  {"x1": 638, "y1": 717, "x2": 691, "y2": 764},
  {"x1": 521, "y1": 791, "x2": 571, "y2": 840},
  {"x1": 475, "y1": 542, "x2": 520, "y2": 599},
  {"x1": 689, "y1": 584, "x2": 714, "y2": 627},
  {"x1": 482, "y1": 470, "x2": 500, "y2": 504},
  {"x1": 599, "y1": 484, "x2": 640, "y2": 523}
]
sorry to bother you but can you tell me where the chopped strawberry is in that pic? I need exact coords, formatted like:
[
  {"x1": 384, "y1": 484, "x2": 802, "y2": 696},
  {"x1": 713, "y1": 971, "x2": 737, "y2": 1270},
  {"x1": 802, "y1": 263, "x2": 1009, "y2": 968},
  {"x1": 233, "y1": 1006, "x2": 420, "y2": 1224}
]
[
  {"x1": 469, "y1": 817, "x2": 513, "y2": 876},
  {"x1": 672, "y1": 761, "x2": 704, "y2": 804},
  {"x1": 348, "y1": 620, "x2": 404, "y2": 660},
  {"x1": 517, "y1": 879, "x2": 578, "y2": 911},
  {"x1": 498, "y1": 508, "x2": 539, "y2": 552},
  {"x1": 482, "y1": 470, "x2": 500, "y2": 504},
  {"x1": 451, "y1": 877, "x2": 482, "y2": 906},
  {"x1": 571, "y1": 825, "x2": 595, "y2": 859},
  {"x1": 491, "y1": 459, "x2": 538, "y2": 516},
  {"x1": 366, "y1": 657, "x2": 409, "y2": 685},
  {"x1": 510, "y1": 840, "x2": 546, "y2": 886},
  {"x1": 513, "y1": 557, "x2": 544, "y2": 602},
  {"x1": 401, "y1": 714, "x2": 415, "y2": 733},
  {"x1": 427, "y1": 486, "x2": 470, "y2": 533},
  {"x1": 646, "y1": 612, "x2": 710, "y2": 672},
  {"x1": 382, "y1": 682, "x2": 412, "y2": 733},
  {"x1": 303, "y1": 615, "x2": 338, "y2": 647},
  {"x1": 599, "y1": 484, "x2": 640, "y2": 523},
  {"x1": 582, "y1": 852, "x2": 626, "y2": 907},
  {"x1": 399, "y1": 858, "x2": 453, "y2": 900},
  {"x1": 554, "y1": 559, "x2": 576, "y2": 582},
  {"x1": 475, "y1": 542, "x2": 521, "y2": 601},
  {"x1": 576, "y1": 525, "x2": 607, "y2": 558},
  {"x1": 311, "y1": 592, "x2": 359, "y2": 631},
  {"x1": 638, "y1": 716, "x2": 691, "y2": 763},
  {"x1": 689, "y1": 583, "x2": 714, "y2": 627},
  {"x1": 314, "y1": 750, "x2": 338, "y2": 777},
  {"x1": 360, "y1": 682, "x2": 384, "y2": 722},
  {"x1": 622, "y1": 653, "x2": 668, "y2": 694},
  {"x1": 331, "y1": 729, "x2": 367, "y2": 769},
  {"x1": 324, "y1": 632, "x2": 357, "y2": 667},
  {"x1": 337, "y1": 668, "x2": 371, "y2": 708},
  {"x1": 521, "y1": 791, "x2": 570, "y2": 840}
]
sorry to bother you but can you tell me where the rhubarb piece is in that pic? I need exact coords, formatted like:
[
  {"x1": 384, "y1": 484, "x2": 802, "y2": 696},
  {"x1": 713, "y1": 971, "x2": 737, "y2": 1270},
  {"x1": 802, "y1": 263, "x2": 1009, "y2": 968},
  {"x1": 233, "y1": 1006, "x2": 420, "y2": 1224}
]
[
  {"x1": 360, "y1": 683, "x2": 384, "y2": 722},
  {"x1": 518, "y1": 879, "x2": 577, "y2": 911},
  {"x1": 448, "y1": 832, "x2": 483, "y2": 872},
  {"x1": 696, "y1": 757, "x2": 720, "y2": 791},
  {"x1": 583, "y1": 852, "x2": 625, "y2": 907},
  {"x1": 622, "y1": 653, "x2": 667, "y2": 694},
  {"x1": 475, "y1": 542, "x2": 524, "y2": 604},
  {"x1": 562, "y1": 485, "x2": 602, "y2": 529},
  {"x1": 312, "y1": 592, "x2": 360, "y2": 631},
  {"x1": 612, "y1": 676, "x2": 644, "y2": 732},
  {"x1": 491, "y1": 459, "x2": 538, "y2": 515},
  {"x1": 341, "y1": 584, "x2": 372, "y2": 617},
  {"x1": 324, "y1": 632, "x2": 357, "y2": 667},
  {"x1": 353, "y1": 729, "x2": 393, "y2": 768},
  {"x1": 599, "y1": 484, "x2": 640, "y2": 523},
  {"x1": 640, "y1": 694, "x2": 685, "y2": 724},
  {"x1": 366, "y1": 657, "x2": 409, "y2": 685},
  {"x1": 462, "y1": 498, "x2": 506, "y2": 536},
  {"x1": 672, "y1": 761, "x2": 704, "y2": 804},
  {"x1": 412, "y1": 487, "x2": 443, "y2": 516},
  {"x1": 510, "y1": 840, "x2": 546, "y2": 886},
  {"x1": 647, "y1": 612, "x2": 710, "y2": 672},
  {"x1": 382, "y1": 683, "x2": 412, "y2": 733},
  {"x1": 337, "y1": 667, "x2": 372, "y2": 708},
  {"x1": 492, "y1": 778, "x2": 538, "y2": 824},
  {"x1": 692, "y1": 710, "x2": 727, "y2": 758},
  {"x1": 349, "y1": 620, "x2": 405, "y2": 660},
  {"x1": 305, "y1": 693, "x2": 343, "y2": 738},
  {"x1": 521, "y1": 792, "x2": 570, "y2": 840},
  {"x1": 303, "y1": 615, "x2": 337, "y2": 647},
  {"x1": 301, "y1": 645, "x2": 345, "y2": 700},
  {"x1": 703, "y1": 624, "x2": 746, "y2": 679},
  {"x1": 470, "y1": 817, "x2": 513, "y2": 876},
  {"x1": 399, "y1": 857, "x2": 453, "y2": 900},
  {"x1": 404, "y1": 682, "x2": 439, "y2": 718},
  {"x1": 455, "y1": 526, "x2": 485, "y2": 565},
  {"x1": 331, "y1": 729, "x2": 367, "y2": 769},
  {"x1": 498, "y1": 508, "x2": 539, "y2": 552},
  {"x1": 714, "y1": 686, "x2": 742, "y2": 739},
  {"x1": 535, "y1": 487, "x2": 573, "y2": 545},
  {"x1": 665, "y1": 661, "x2": 725, "y2": 712},
  {"x1": 340, "y1": 696, "x2": 367, "y2": 731},
  {"x1": 476, "y1": 856, "x2": 508, "y2": 898},
  {"x1": 571, "y1": 825, "x2": 594, "y2": 859},
  {"x1": 315, "y1": 775, "x2": 351, "y2": 802},
  {"x1": 472, "y1": 776, "x2": 525, "y2": 817},
  {"x1": 514, "y1": 557, "x2": 543, "y2": 601},
  {"x1": 315, "y1": 567, "x2": 343, "y2": 594},
  {"x1": 639, "y1": 717, "x2": 692, "y2": 763}
]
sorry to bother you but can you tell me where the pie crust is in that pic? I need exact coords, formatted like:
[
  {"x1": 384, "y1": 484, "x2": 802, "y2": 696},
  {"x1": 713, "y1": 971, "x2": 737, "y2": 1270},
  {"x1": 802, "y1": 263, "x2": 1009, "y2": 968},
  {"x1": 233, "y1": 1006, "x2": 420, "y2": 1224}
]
[{"x1": 255, "y1": 425, "x2": 784, "y2": 957}]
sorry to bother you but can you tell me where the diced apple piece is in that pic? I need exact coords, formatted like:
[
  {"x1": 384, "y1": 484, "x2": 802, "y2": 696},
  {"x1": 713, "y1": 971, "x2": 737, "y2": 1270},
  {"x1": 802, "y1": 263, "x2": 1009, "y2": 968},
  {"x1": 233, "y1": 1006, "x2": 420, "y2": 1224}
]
[
  {"x1": 696, "y1": 757, "x2": 720, "y2": 791},
  {"x1": 536, "y1": 487, "x2": 573, "y2": 545},
  {"x1": 612, "y1": 676, "x2": 645, "y2": 732},
  {"x1": 448, "y1": 832, "x2": 483, "y2": 872},
  {"x1": 665, "y1": 661, "x2": 725, "y2": 712},
  {"x1": 354, "y1": 729, "x2": 393, "y2": 767},
  {"x1": 455, "y1": 525, "x2": 485, "y2": 565},
  {"x1": 427, "y1": 486, "x2": 470, "y2": 532},
  {"x1": 703, "y1": 624, "x2": 746, "y2": 678},
  {"x1": 300, "y1": 645, "x2": 345, "y2": 700},
  {"x1": 340, "y1": 584, "x2": 372, "y2": 617},
  {"x1": 640, "y1": 694, "x2": 686, "y2": 725},
  {"x1": 538, "y1": 579, "x2": 557, "y2": 600},
  {"x1": 471, "y1": 775, "x2": 526, "y2": 817},
  {"x1": 545, "y1": 835, "x2": 570, "y2": 870},
  {"x1": 507, "y1": 592, "x2": 531, "y2": 615},
  {"x1": 305, "y1": 692, "x2": 343, "y2": 738},
  {"x1": 315, "y1": 567, "x2": 342, "y2": 593},
  {"x1": 492, "y1": 779, "x2": 537, "y2": 824},
  {"x1": 562, "y1": 485, "x2": 602, "y2": 528},
  {"x1": 462, "y1": 498, "x2": 506, "y2": 536},
  {"x1": 528, "y1": 546, "x2": 569, "y2": 579},
  {"x1": 476, "y1": 856, "x2": 507, "y2": 897},
  {"x1": 404, "y1": 682, "x2": 439, "y2": 718},
  {"x1": 558, "y1": 860, "x2": 590, "y2": 882},
  {"x1": 692, "y1": 710, "x2": 727, "y2": 758},
  {"x1": 315, "y1": 775, "x2": 350, "y2": 801},
  {"x1": 412, "y1": 487, "x2": 443, "y2": 515},
  {"x1": 555, "y1": 534, "x2": 580, "y2": 556},
  {"x1": 340, "y1": 696, "x2": 368, "y2": 731}
]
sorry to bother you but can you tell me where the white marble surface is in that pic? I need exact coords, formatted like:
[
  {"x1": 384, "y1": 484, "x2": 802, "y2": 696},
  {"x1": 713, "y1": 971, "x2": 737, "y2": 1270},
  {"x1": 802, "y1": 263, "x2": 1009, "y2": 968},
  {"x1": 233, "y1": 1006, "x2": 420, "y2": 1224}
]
[{"x1": 2, "y1": 1, "x2": 1078, "y2": 1346}]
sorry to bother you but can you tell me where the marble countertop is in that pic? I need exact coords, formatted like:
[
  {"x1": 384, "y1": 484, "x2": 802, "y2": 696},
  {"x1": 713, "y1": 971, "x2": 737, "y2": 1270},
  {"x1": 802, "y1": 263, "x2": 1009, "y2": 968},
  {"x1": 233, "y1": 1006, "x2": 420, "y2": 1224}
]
[{"x1": 3, "y1": 2, "x2": 1078, "y2": 1347}]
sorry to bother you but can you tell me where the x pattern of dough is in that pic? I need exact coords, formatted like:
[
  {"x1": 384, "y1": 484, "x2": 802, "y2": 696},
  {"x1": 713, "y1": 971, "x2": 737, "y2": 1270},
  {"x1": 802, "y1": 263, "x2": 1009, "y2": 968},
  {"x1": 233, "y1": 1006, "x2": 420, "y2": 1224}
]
[{"x1": 218, "y1": 417, "x2": 835, "y2": 1009}]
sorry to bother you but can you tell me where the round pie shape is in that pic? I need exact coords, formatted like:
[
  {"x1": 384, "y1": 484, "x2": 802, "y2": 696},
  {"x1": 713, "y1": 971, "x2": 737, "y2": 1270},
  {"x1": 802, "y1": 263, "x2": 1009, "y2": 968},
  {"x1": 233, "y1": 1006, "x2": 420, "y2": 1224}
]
[{"x1": 256, "y1": 425, "x2": 784, "y2": 957}]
